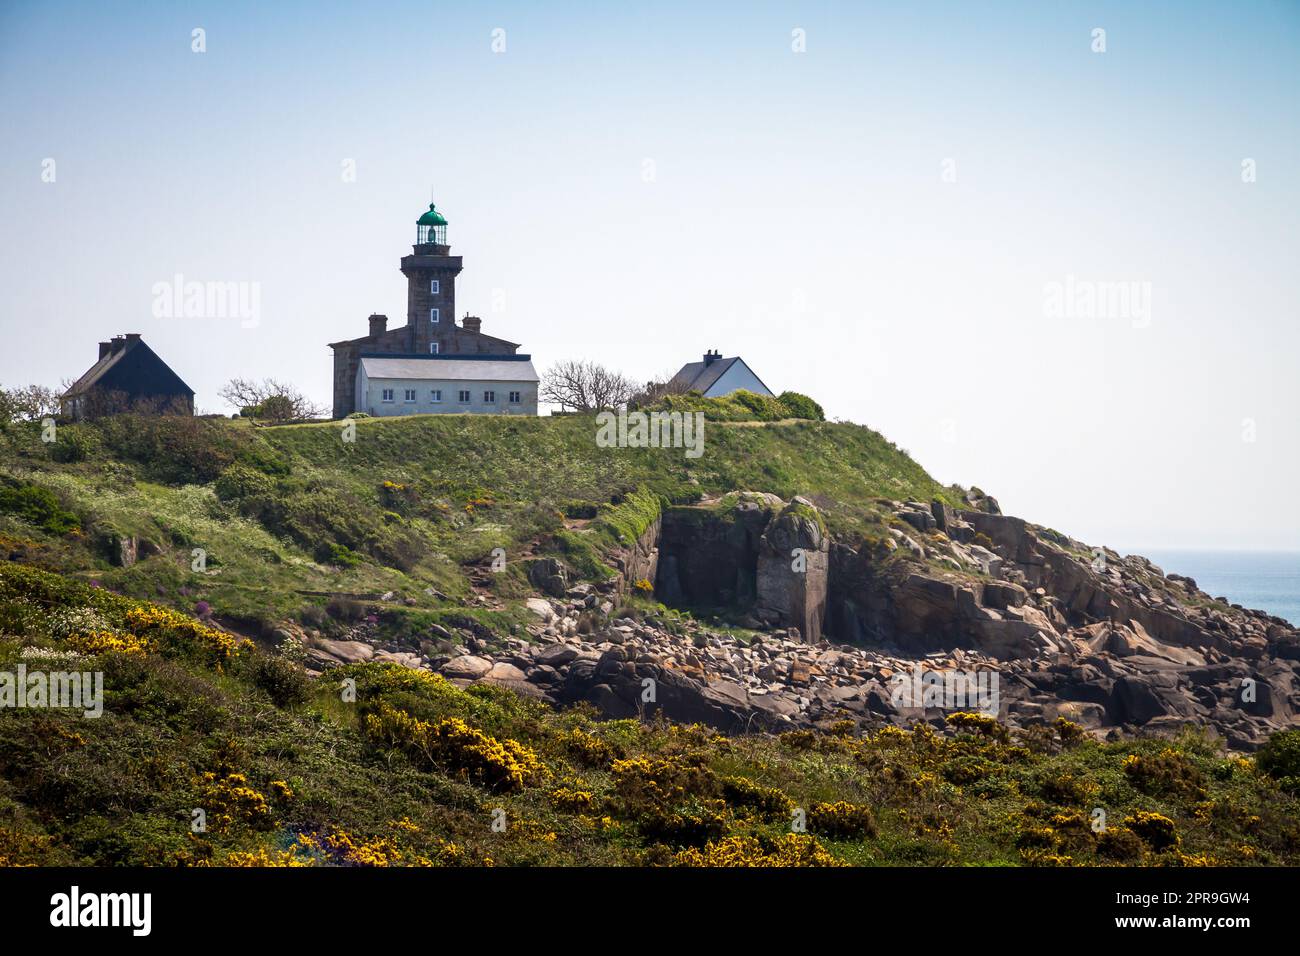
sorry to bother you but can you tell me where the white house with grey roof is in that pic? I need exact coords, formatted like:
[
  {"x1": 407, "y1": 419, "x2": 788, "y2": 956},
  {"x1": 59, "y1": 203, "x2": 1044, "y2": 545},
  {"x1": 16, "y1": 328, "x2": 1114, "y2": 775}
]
[
  {"x1": 356, "y1": 354, "x2": 539, "y2": 417},
  {"x1": 668, "y1": 351, "x2": 773, "y2": 398}
]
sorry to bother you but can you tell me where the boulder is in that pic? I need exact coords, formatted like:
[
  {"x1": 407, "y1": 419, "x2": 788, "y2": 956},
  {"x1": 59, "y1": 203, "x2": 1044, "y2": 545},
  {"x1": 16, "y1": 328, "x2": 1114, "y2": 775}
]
[
  {"x1": 527, "y1": 558, "x2": 570, "y2": 598},
  {"x1": 525, "y1": 597, "x2": 557, "y2": 621},
  {"x1": 441, "y1": 655, "x2": 493, "y2": 680}
]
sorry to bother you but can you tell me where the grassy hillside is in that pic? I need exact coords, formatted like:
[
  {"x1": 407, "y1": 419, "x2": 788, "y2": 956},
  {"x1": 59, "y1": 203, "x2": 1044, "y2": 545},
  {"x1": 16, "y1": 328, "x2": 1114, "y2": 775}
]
[
  {"x1": 2, "y1": 559, "x2": 1298, "y2": 867},
  {"x1": 0, "y1": 407, "x2": 958, "y2": 637},
  {"x1": 4, "y1": 408, "x2": 1300, "y2": 866}
]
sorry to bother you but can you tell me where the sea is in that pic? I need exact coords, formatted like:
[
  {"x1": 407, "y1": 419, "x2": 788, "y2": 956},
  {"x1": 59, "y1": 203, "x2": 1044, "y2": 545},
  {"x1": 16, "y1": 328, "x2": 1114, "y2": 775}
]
[{"x1": 1131, "y1": 550, "x2": 1300, "y2": 627}]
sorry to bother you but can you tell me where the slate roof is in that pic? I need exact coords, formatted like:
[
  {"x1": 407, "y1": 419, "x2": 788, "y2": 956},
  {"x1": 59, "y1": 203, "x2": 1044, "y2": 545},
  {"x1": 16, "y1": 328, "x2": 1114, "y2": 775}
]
[
  {"x1": 63, "y1": 336, "x2": 194, "y2": 398},
  {"x1": 359, "y1": 354, "x2": 539, "y2": 383},
  {"x1": 668, "y1": 356, "x2": 772, "y2": 396}
]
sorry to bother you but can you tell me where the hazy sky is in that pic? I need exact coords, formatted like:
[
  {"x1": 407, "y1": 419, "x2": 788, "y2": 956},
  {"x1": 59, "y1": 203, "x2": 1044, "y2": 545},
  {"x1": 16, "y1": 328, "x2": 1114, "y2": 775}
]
[{"x1": 1, "y1": 1, "x2": 1297, "y2": 551}]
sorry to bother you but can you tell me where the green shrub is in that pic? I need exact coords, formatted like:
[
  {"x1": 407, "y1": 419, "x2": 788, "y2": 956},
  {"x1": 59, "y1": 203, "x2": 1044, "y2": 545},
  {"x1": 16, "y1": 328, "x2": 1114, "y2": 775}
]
[
  {"x1": 777, "y1": 391, "x2": 825, "y2": 421},
  {"x1": 214, "y1": 463, "x2": 274, "y2": 503},
  {"x1": 0, "y1": 481, "x2": 80, "y2": 535},
  {"x1": 326, "y1": 543, "x2": 363, "y2": 568},
  {"x1": 1256, "y1": 730, "x2": 1300, "y2": 794},
  {"x1": 47, "y1": 425, "x2": 100, "y2": 463},
  {"x1": 244, "y1": 654, "x2": 312, "y2": 707},
  {"x1": 1097, "y1": 826, "x2": 1145, "y2": 861}
]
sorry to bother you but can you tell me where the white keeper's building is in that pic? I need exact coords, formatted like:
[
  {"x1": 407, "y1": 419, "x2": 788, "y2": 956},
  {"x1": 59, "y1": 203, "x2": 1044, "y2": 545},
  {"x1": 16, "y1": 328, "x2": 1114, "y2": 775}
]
[{"x1": 355, "y1": 354, "x2": 540, "y2": 417}]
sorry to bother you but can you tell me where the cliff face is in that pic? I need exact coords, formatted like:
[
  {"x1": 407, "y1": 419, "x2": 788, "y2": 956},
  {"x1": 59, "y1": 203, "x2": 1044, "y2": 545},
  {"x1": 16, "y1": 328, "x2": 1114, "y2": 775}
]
[{"x1": 454, "y1": 491, "x2": 1296, "y2": 749}]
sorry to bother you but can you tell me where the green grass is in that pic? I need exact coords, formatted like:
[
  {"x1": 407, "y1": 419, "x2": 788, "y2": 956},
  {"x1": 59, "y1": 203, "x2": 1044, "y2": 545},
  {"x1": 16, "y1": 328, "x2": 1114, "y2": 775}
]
[{"x1": 0, "y1": 410, "x2": 961, "y2": 637}]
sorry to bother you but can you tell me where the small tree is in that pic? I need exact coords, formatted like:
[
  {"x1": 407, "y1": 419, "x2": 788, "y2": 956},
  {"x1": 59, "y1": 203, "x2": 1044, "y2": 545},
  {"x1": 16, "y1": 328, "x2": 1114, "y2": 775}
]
[
  {"x1": 219, "y1": 378, "x2": 326, "y2": 423},
  {"x1": 0, "y1": 384, "x2": 62, "y2": 423},
  {"x1": 540, "y1": 360, "x2": 636, "y2": 412}
]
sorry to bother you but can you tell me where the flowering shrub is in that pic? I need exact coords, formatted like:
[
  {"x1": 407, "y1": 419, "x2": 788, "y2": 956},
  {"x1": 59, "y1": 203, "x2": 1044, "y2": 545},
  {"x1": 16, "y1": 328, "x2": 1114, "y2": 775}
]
[
  {"x1": 1019, "y1": 847, "x2": 1076, "y2": 867},
  {"x1": 363, "y1": 703, "x2": 544, "y2": 791},
  {"x1": 549, "y1": 787, "x2": 596, "y2": 813},
  {"x1": 1123, "y1": 748, "x2": 1205, "y2": 799},
  {"x1": 197, "y1": 772, "x2": 272, "y2": 833},
  {"x1": 1096, "y1": 826, "x2": 1145, "y2": 861},
  {"x1": 1124, "y1": 810, "x2": 1179, "y2": 851},
  {"x1": 1054, "y1": 717, "x2": 1085, "y2": 746},
  {"x1": 808, "y1": 801, "x2": 878, "y2": 840},
  {"x1": 0, "y1": 826, "x2": 55, "y2": 866},
  {"x1": 66, "y1": 629, "x2": 153, "y2": 655},
  {"x1": 720, "y1": 777, "x2": 794, "y2": 818},
  {"x1": 611, "y1": 755, "x2": 715, "y2": 811},
  {"x1": 946, "y1": 712, "x2": 1010, "y2": 743},
  {"x1": 639, "y1": 799, "x2": 728, "y2": 847},
  {"x1": 126, "y1": 604, "x2": 245, "y2": 666},
  {"x1": 217, "y1": 846, "x2": 313, "y2": 867},
  {"x1": 321, "y1": 830, "x2": 406, "y2": 867},
  {"x1": 561, "y1": 728, "x2": 618, "y2": 767},
  {"x1": 46, "y1": 606, "x2": 111, "y2": 640},
  {"x1": 673, "y1": 834, "x2": 843, "y2": 867}
]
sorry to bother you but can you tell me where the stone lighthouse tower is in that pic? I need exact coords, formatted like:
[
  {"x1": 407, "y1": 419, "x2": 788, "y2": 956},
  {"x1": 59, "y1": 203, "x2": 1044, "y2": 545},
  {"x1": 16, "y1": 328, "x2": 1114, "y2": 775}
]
[{"x1": 402, "y1": 203, "x2": 463, "y2": 355}]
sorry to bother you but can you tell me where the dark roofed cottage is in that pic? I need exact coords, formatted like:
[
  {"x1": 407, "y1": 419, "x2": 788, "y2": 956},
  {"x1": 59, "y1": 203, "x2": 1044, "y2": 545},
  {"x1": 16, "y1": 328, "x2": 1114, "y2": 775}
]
[
  {"x1": 61, "y1": 334, "x2": 194, "y2": 420},
  {"x1": 668, "y1": 350, "x2": 773, "y2": 398}
]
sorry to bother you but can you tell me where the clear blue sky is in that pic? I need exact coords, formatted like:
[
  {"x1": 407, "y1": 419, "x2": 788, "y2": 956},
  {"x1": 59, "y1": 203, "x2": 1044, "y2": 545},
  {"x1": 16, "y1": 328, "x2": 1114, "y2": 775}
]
[{"x1": 1, "y1": 0, "x2": 1297, "y2": 550}]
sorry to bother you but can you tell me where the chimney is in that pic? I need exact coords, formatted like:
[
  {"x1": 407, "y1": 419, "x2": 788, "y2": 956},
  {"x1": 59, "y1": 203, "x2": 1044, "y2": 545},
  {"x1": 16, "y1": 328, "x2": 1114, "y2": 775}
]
[
  {"x1": 98, "y1": 341, "x2": 112, "y2": 359},
  {"x1": 110, "y1": 336, "x2": 126, "y2": 354},
  {"x1": 462, "y1": 314, "x2": 482, "y2": 333},
  {"x1": 124, "y1": 332, "x2": 141, "y2": 343},
  {"x1": 368, "y1": 313, "x2": 387, "y2": 337},
  {"x1": 703, "y1": 349, "x2": 719, "y2": 366}
]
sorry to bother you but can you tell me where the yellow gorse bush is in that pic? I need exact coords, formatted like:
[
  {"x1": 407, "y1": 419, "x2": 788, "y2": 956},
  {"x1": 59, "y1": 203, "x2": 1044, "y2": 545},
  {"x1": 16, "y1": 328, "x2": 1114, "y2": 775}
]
[
  {"x1": 673, "y1": 834, "x2": 844, "y2": 868},
  {"x1": 946, "y1": 711, "x2": 1010, "y2": 742},
  {"x1": 322, "y1": 830, "x2": 407, "y2": 867},
  {"x1": 549, "y1": 787, "x2": 596, "y2": 813},
  {"x1": 197, "y1": 772, "x2": 272, "y2": 833},
  {"x1": 363, "y1": 703, "x2": 544, "y2": 791},
  {"x1": 217, "y1": 846, "x2": 314, "y2": 867},
  {"x1": 808, "y1": 801, "x2": 878, "y2": 840},
  {"x1": 126, "y1": 604, "x2": 246, "y2": 665},
  {"x1": 65, "y1": 629, "x2": 154, "y2": 655}
]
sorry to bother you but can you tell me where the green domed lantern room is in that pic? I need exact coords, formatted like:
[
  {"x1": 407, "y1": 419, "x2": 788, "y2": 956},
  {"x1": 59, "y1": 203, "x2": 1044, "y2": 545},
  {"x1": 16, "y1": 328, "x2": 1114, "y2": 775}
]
[{"x1": 417, "y1": 202, "x2": 448, "y2": 246}]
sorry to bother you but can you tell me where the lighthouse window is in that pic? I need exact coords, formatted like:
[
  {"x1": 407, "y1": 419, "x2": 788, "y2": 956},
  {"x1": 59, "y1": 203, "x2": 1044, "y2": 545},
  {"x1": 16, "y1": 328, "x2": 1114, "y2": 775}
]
[
  {"x1": 430, "y1": 308, "x2": 439, "y2": 324},
  {"x1": 430, "y1": 279, "x2": 440, "y2": 294}
]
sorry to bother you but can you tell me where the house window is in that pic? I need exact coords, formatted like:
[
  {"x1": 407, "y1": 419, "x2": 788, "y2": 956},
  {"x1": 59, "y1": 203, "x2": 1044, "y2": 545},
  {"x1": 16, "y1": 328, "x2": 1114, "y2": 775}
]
[
  {"x1": 509, "y1": 391, "x2": 521, "y2": 404},
  {"x1": 404, "y1": 389, "x2": 416, "y2": 403},
  {"x1": 429, "y1": 343, "x2": 439, "y2": 354},
  {"x1": 430, "y1": 389, "x2": 442, "y2": 403},
  {"x1": 381, "y1": 388, "x2": 394, "y2": 403},
  {"x1": 430, "y1": 279, "x2": 440, "y2": 294},
  {"x1": 457, "y1": 389, "x2": 471, "y2": 403},
  {"x1": 430, "y1": 308, "x2": 439, "y2": 324},
  {"x1": 483, "y1": 390, "x2": 496, "y2": 404}
]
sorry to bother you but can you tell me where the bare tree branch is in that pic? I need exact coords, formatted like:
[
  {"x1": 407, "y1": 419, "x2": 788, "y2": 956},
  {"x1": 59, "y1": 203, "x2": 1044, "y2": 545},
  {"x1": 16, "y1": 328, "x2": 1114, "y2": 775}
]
[
  {"x1": 219, "y1": 378, "x2": 326, "y2": 423},
  {"x1": 539, "y1": 360, "x2": 635, "y2": 412}
]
